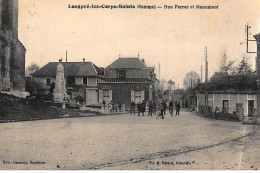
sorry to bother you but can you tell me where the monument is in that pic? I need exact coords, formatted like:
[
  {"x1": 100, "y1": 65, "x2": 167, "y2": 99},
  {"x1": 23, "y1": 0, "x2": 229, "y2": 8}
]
[{"x1": 53, "y1": 60, "x2": 68, "y2": 102}]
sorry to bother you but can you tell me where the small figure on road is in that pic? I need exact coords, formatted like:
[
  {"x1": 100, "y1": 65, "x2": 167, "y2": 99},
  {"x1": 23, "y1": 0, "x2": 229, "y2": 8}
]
[
  {"x1": 161, "y1": 100, "x2": 167, "y2": 116},
  {"x1": 118, "y1": 100, "x2": 121, "y2": 112},
  {"x1": 141, "y1": 100, "x2": 146, "y2": 116},
  {"x1": 148, "y1": 101, "x2": 153, "y2": 116},
  {"x1": 160, "y1": 101, "x2": 165, "y2": 119},
  {"x1": 130, "y1": 100, "x2": 136, "y2": 115},
  {"x1": 137, "y1": 102, "x2": 141, "y2": 116},
  {"x1": 175, "y1": 101, "x2": 180, "y2": 116},
  {"x1": 153, "y1": 102, "x2": 157, "y2": 115},
  {"x1": 169, "y1": 100, "x2": 174, "y2": 116}
]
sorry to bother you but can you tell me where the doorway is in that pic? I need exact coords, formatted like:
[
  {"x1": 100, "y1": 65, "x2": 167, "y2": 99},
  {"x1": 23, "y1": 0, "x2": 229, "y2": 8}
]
[{"x1": 248, "y1": 100, "x2": 254, "y2": 117}]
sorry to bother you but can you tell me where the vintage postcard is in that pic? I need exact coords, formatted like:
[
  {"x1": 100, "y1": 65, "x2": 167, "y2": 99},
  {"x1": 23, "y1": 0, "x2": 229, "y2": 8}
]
[{"x1": 0, "y1": 0, "x2": 259, "y2": 170}]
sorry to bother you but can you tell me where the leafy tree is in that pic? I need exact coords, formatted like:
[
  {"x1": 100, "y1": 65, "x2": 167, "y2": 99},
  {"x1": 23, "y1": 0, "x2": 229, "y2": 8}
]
[
  {"x1": 26, "y1": 63, "x2": 40, "y2": 71},
  {"x1": 218, "y1": 49, "x2": 236, "y2": 75},
  {"x1": 25, "y1": 78, "x2": 45, "y2": 97},
  {"x1": 236, "y1": 56, "x2": 253, "y2": 75},
  {"x1": 183, "y1": 71, "x2": 200, "y2": 89},
  {"x1": 25, "y1": 63, "x2": 40, "y2": 77},
  {"x1": 167, "y1": 80, "x2": 175, "y2": 91}
]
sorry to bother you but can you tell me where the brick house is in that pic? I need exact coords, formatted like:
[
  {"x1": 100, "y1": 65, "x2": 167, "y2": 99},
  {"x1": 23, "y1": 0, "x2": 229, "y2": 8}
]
[
  {"x1": 98, "y1": 57, "x2": 158, "y2": 109},
  {"x1": 31, "y1": 60, "x2": 104, "y2": 105}
]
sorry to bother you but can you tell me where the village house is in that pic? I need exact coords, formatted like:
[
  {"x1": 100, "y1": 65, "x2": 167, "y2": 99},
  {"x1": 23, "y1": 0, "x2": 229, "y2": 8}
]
[
  {"x1": 98, "y1": 57, "x2": 159, "y2": 109},
  {"x1": 0, "y1": 0, "x2": 26, "y2": 92},
  {"x1": 31, "y1": 59, "x2": 104, "y2": 105},
  {"x1": 195, "y1": 74, "x2": 257, "y2": 117}
]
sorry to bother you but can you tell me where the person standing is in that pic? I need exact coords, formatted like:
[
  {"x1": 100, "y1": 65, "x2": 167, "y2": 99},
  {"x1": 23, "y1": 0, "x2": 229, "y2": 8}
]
[
  {"x1": 153, "y1": 102, "x2": 157, "y2": 115},
  {"x1": 148, "y1": 101, "x2": 153, "y2": 116},
  {"x1": 175, "y1": 101, "x2": 180, "y2": 116},
  {"x1": 130, "y1": 100, "x2": 136, "y2": 115},
  {"x1": 162, "y1": 100, "x2": 167, "y2": 115},
  {"x1": 118, "y1": 100, "x2": 121, "y2": 112},
  {"x1": 141, "y1": 101, "x2": 146, "y2": 116},
  {"x1": 160, "y1": 101, "x2": 165, "y2": 119},
  {"x1": 137, "y1": 102, "x2": 141, "y2": 116},
  {"x1": 169, "y1": 100, "x2": 174, "y2": 116}
]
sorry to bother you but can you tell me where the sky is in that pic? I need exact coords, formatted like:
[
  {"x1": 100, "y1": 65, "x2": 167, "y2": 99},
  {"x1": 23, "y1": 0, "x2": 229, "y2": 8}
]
[{"x1": 18, "y1": 0, "x2": 260, "y2": 88}]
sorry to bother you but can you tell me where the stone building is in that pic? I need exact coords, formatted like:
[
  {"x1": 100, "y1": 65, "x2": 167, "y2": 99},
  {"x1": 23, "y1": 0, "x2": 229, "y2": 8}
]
[{"x1": 0, "y1": 0, "x2": 26, "y2": 92}]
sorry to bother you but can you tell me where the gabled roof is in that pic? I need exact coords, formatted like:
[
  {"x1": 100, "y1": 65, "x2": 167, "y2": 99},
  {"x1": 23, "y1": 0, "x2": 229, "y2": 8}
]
[
  {"x1": 31, "y1": 62, "x2": 103, "y2": 77},
  {"x1": 106, "y1": 58, "x2": 147, "y2": 69}
]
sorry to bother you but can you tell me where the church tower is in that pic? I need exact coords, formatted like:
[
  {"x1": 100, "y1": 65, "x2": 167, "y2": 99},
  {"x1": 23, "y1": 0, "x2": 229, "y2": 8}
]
[{"x1": 0, "y1": 0, "x2": 26, "y2": 92}]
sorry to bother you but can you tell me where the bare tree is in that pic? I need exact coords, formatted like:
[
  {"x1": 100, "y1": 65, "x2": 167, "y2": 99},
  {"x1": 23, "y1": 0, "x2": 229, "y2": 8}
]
[
  {"x1": 183, "y1": 71, "x2": 200, "y2": 89},
  {"x1": 159, "y1": 79, "x2": 167, "y2": 92}
]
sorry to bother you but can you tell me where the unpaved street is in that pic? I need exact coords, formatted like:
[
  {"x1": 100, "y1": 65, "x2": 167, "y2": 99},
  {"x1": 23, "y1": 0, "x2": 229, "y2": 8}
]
[{"x1": 0, "y1": 110, "x2": 257, "y2": 170}]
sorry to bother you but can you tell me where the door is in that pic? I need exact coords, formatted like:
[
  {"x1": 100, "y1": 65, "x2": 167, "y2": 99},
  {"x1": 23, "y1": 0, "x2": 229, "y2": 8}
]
[
  {"x1": 86, "y1": 89, "x2": 98, "y2": 105},
  {"x1": 248, "y1": 100, "x2": 254, "y2": 117},
  {"x1": 102, "y1": 90, "x2": 110, "y2": 105},
  {"x1": 135, "y1": 91, "x2": 142, "y2": 104},
  {"x1": 222, "y1": 100, "x2": 229, "y2": 114}
]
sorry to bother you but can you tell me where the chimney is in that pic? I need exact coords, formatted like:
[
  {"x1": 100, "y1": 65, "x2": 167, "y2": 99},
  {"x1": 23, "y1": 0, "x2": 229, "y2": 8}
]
[
  {"x1": 141, "y1": 58, "x2": 145, "y2": 64},
  {"x1": 83, "y1": 58, "x2": 86, "y2": 63}
]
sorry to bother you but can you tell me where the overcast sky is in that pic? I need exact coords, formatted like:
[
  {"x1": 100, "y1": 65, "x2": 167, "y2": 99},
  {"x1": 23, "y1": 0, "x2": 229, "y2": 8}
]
[{"x1": 18, "y1": 0, "x2": 260, "y2": 88}]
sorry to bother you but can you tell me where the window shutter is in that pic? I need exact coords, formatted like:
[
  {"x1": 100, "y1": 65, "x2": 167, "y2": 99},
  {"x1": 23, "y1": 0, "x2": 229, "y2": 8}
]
[
  {"x1": 131, "y1": 90, "x2": 135, "y2": 102},
  {"x1": 109, "y1": 90, "x2": 112, "y2": 103},
  {"x1": 141, "y1": 90, "x2": 145, "y2": 101},
  {"x1": 99, "y1": 90, "x2": 103, "y2": 103}
]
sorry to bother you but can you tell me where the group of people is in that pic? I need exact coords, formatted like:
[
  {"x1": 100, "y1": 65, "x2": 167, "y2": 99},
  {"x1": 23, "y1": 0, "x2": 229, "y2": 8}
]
[
  {"x1": 130, "y1": 100, "x2": 181, "y2": 118},
  {"x1": 103, "y1": 100, "x2": 124, "y2": 113}
]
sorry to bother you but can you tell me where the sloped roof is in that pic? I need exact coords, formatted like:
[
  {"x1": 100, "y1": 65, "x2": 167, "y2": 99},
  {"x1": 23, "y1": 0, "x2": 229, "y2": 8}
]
[
  {"x1": 106, "y1": 58, "x2": 147, "y2": 69},
  {"x1": 31, "y1": 62, "x2": 103, "y2": 77}
]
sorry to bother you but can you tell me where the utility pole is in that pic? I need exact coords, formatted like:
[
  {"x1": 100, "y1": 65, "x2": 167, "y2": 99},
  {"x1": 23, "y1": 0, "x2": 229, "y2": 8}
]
[
  {"x1": 254, "y1": 33, "x2": 260, "y2": 121},
  {"x1": 178, "y1": 83, "x2": 180, "y2": 103},
  {"x1": 159, "y1": 63, "x2": 161, "y2": 81},
  {"x1": 201, "y1": 65, "x2": 203, "y2": 83},
  {"x1": 246, "y1": 22, "x2": 257, "y2": 53},
  {"x1": 205, "y1": 47, "x2": 208, "y2": 116},
  {"x1": 66, "y1": 50, "x2": 68, "y2": 86}
]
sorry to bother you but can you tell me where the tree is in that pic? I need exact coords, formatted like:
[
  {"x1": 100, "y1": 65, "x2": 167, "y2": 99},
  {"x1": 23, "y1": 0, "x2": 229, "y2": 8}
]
[
  {"x1": 236, "y1": 56, "x2": 253, "y2": 75},
  {"x1": 25, "y1": 63, "x2": 40, "y2": 77},
  {"x1": 183, "y1": 71, "x2": 200, "y2": 89},
  {"x1": 167, "y1": 80, "x2": 175, "y2": 91},
  {"x1": 26, "y1": 63, "x2": 40, "y2": 71},
  {"x1": 218, "y1": 49, "x2": 236, "y2": 75},
  {"x1": 159, "y1": 79, "x2": 167, "y2": 92}
]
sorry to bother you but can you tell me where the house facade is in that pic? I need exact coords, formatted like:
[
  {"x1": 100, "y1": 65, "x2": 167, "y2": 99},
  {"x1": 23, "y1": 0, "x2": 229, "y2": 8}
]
[
  {"x1": 31, "y1": 60, "x2": 104, "y2": 105},
  {"x1": 98, "y1": 57, "x2": 158, "y2": 109},
  {"x1": 197, "y1": 91, "x2": 257, "y2": 117},
  {"x1": 195, "y1": 75, "x2": 257, "y2": 117}
]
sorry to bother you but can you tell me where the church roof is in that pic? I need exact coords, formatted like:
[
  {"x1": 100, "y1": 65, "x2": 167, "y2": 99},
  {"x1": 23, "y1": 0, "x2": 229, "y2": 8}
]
[
  {"x1": 106, "y1": 58, "x2": 147, "y2": 69},
  {"x1": 31, "y1": 62, "x2": 103, "y2": 77}
]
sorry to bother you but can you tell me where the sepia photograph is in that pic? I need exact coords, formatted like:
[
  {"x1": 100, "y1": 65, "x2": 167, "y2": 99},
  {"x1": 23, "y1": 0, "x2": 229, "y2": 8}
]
[{"x1": 0, "y1": 0, "x2": 260, "y2": 170}]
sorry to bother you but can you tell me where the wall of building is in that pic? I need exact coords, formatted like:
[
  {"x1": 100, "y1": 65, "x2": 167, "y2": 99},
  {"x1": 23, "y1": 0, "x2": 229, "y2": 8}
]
[
  {"x1": 99, "y1": 83, "x2": 149, "y2": 109},
  {"x1": 197, "y1": 92, "x2": 257, "y2": 116}
]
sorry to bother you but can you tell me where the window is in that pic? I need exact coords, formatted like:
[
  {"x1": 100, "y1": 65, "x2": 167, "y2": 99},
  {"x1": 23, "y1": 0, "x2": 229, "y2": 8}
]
[
  {"x1": 83, "y1": 77, "x2": 88, "y2": 85},
  {"x1": 87, "y1": 77, "x2": 97, "y2": 87},
  {"x1": 46, "y1": 77, "x2": 51, "y2": 86},
  {"x1": 67, "y1": 76, "x2": 75, "y2": 84},
  {"x1": 118, "y1": 70, "x2": 126, "y2": 79}
]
